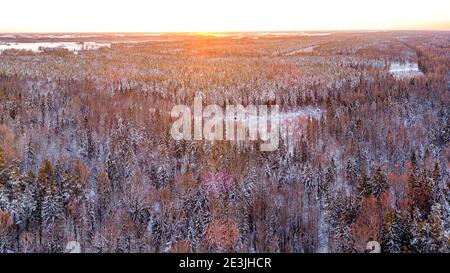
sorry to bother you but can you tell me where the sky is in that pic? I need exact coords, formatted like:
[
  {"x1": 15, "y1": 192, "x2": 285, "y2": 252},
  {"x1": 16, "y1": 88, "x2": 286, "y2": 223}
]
[{"x1": 1, "y1": 0, "x2": 449, "y2": 32}]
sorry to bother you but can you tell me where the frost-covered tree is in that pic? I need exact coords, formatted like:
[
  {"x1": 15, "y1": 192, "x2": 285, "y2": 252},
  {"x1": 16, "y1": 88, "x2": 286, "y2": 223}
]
[
  {"x1": 8, "y1": 167, "x2": 26, "y2": 226},
  {"x1": 371, "y1": 167, "x2": 388, "y2": 198},
  {"x1": 357, "y1": 170, "x2": 370, "y2": 197},
  {"x1": 25, "y1": 136, "x2": 35, "y2": 171},
  {"x1": 381, "y1": 210, "x2": 402, "y2": 253},
  {"x1": 427, "y1": 204, "x2": 448, "y2": 253},
  {"x1": 38, "y1": 160, "x2": 63, "y2": 226}
]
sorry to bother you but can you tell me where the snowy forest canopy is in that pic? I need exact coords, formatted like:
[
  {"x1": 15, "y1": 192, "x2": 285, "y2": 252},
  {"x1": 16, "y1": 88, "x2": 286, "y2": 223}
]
[{"x1": 0, "y1": 31, "x2": 449, "y2": 253}]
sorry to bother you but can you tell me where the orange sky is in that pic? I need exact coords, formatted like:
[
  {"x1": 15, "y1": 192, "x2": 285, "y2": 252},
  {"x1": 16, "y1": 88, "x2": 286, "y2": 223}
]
[{"x1": 1, "y1": 0, "x2": 449, "y2": 32}]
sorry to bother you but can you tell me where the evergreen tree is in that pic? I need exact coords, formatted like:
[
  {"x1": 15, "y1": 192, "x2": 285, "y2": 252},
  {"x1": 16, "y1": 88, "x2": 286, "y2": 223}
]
[
  {"x1": 21, "y1": 170, "x2": 37, "y2": 231},
  {"x1": 410, "y1": 151, "x2": 418, "y2": 173},
  {"x1": 0, "y1": 147, "x2": 8, "y2": 205},
  {"x1": 324, "y1": 159, "x2": 336, "y2": 192},
  {"x1": 38, "y1": 160, "x2": 63, "y2": 225},
  {"x1": 357, "y1": 170, "x2": 370, "y2": 197},
  {"x1": 62, "y1": 170, "x2": 84, "y2": 204},
  {"x1": 26, "y1": 136, "x2": 35, "y2": 171},
  {"x1": 410, "y1": 208, "x2": 429, "y2": 252},
  {"x1": 25, "y1": 170, "x2": 43, "y2": 233},
  {"x1": 96, "y1": 171, "x2": 112, "y2": 221},
  {"x1": 53, "y1": 161, "x2": 64, "y2": 191},
  {"x1": 371, "y1": 167, "x2": 388, "y2": 198},
  {"x1": 431, "y1": 162, "x2": 444, "y2": 203},
  {"x1": 407, "y1": 170, "x2": 417, "y2": 190},
  {"x1": 0, "y1": 183, "x2": 8, "y2": 211},
  {"x1": 381, "y1": 211, "x2": 401, "y2": 253},
  {"x1": 345, "y1": 160, "x2": 358, "y2": 187},
  {"x1": 37, "y1": 160, "x2": 55, "y2": 193},
  {"x1": 156, "y1": 165, "x2": 170, "y2": 188},
  {"x1": 8, "y1": 167, "x2": 25, "y2": 226},
  {"x1": 427, "y1": 204, "x2": 447, "y2": 253},
  {"x1": 42, "y1": 190, "x2": 63, "y2": 225}
]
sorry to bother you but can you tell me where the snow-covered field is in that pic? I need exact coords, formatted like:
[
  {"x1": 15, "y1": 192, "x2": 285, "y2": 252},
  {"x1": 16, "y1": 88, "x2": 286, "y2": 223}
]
[
  {"x1": 389, "y1": 62, "x2": 423, "y2": 78},
  {"x1": 285, "y1": 45, "x2": 318, "y2": 56},
  {"x1": 0, "y1": 41, "x2": 110, "y2": 52},
  {"x1": 218, "y1": 107, "x2": 323, "y2": 128}
]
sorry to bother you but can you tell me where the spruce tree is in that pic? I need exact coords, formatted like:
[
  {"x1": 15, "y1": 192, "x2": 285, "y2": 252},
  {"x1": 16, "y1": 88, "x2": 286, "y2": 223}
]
[
  {"x1": 428, "y1": 204, "x2": 447, "y2": 253},
  {"x1": 357, "y1": 170, "x2": 370, "y2": 197},
  {"x1": 8, "y1": 167, "x2": 25, "y2": 226},
  {"x1": 38, "y1": 160, "x2": 63, "y2": 226},
  {"x1": 26, "y1": 136, "x2": 35, "y2": 171},
  {"x1": 381, "y1": 211, "x2": 401, "y2": 253},
  {"x1": 371, "y1": 167, "x2": 388, "y2": 198}
]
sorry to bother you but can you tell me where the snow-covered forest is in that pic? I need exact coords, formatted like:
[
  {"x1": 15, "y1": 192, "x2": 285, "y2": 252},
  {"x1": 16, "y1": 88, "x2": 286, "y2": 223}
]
[{"x1": 0, "y1": 31, "x2": 449, "y2": 253}]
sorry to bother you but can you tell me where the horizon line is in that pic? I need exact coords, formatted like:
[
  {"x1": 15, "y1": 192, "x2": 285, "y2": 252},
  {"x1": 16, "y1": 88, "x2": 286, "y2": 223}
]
[{"x1": 1, "y1": 29, "x2": 449, "y2": 34}]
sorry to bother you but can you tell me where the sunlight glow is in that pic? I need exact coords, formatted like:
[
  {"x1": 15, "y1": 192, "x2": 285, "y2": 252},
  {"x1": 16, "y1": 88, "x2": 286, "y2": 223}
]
[{"x1": 1, "y1": 0, "x2": 449, "y2": 32}]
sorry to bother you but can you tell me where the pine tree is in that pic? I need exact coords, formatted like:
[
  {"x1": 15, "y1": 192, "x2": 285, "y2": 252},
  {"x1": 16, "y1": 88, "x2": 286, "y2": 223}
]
[
  {"x1": 0, "y1": 209, "x2": 14, "y2": 253},
  {"x1": 427, "y1": 204, "x2": 447, "y2": 253},
  {"x1": 156, "y1": 165, "x2": 169, "y2": 188},
  {"x1": 410, "y1": 208, "x2": 429, "y2": 252},
  {"x1": 316, "y1": 164, "x2": 325, "y2": 199},
  {"x1": 38, "y1": 160, "x2": 63, "y2": 226},
  {"x1": 26, "y1": 136, "x2": 35, "y2": 171},
  {"x1": 0, "y1": 183, "x2": 8, "y2": 211},
  {"x1": 371, "y1": 167, "x2": 388, "y2": 198},
  {"x1": 410, "y1": 151, "x2": 418, "y2": 173},
  {"x1": 357, "y1": 170, "x2": 370, "y2": 197},
  {"x1": 397, "y1": 212, "x2": 413, "y2": 252},
  {"x1": 432, "y1": 162, "x2": 440, "y2": 182},
  {"x1": 61, "y1": 170, "x2": 72, "y2": 204},
  {"x1": 96, "y1": 171, "x2": 112, "y2": 221},
  {"x1": 8, "y1": 167, "x2": 25, "y2": 226},
  {"x1": 414, "y1": 173, "x2": 433, "y2": 214},
  {"x1": 62, "y1": 170, "x2": 84, "y2": 205},
  {"x1": 407, "y1": 171, "x2": 417, "y2": 193},
  {"x1": 21, "y1": 171, "x2": 37, "y2": 231},
  {"x1": 42, "y1": 190, "x2": 63, "y2": 226},
  {"x1": 334, "y1": 225, "x2": 355, "y2": 253},
  {"x1": 81, "y1": 129, "x2": 96, "y2": 160},
  {"x1": 431, "y1": 162, "x2": 443, "y2": 203},
  {"x1": 53, "y1": 161, "x2": 64, "y2": 191},
  {"x1": 105, "y1": 152, "x2": 119, "y2": 185},
  {"x1": 381, "y1": 211, "x2": 401, "y2": 253},
  {"x1": 345, "y1": 160, "x2": 358, "y2": 187},
  {"x1": 324, "y1": 159, "x2": 336, "y2": 193},
  {"x1": 0, "y1": 147, "x2": 8, "y2": 204},
  {"x1": 24, "y1": 170, "x2": 42, "y2": 233},
  {"x1": 0, "y1": 147, "x2": 8, "y2": 210},
  {"x1": 38, "y1": 160, "x2": 55, "y2": 192}
]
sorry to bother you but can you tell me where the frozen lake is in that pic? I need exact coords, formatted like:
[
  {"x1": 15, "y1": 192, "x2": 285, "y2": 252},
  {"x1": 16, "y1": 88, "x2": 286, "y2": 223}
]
[
  {"x1": 389, "y1": 62, "x2": 423, "y2": 78},
  {"x1": 0, "y1": 42, "x2": 110, "y2": 52}
]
